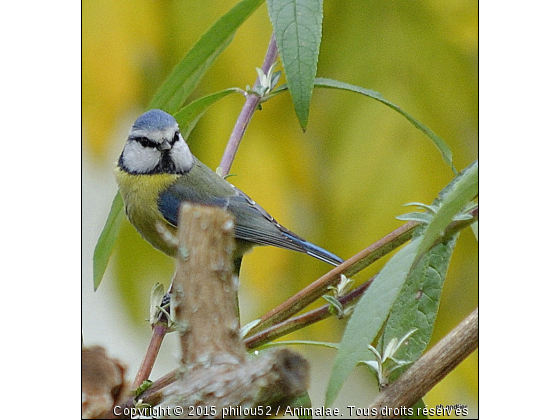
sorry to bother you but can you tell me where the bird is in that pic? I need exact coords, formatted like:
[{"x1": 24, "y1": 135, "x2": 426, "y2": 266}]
[{"x1": 115, "y1": 109, "x2": 343, "y2": 272}]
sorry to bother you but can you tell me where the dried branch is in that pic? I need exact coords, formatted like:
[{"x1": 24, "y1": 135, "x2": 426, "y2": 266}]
[
  {"x1": 160, "y1": 348, "x2": 309, "y2": 419},
  {"x1": 153, "y1": 204, "x2": 309, "y2": 418},
  {"x1": 172, "y1": 204, "x2": 245, "y2": 364}
]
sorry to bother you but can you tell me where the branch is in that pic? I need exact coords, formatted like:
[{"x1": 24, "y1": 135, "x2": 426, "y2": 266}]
[
  {"x1": 171, "y1": 204, "x2": 245, "y2": 365},
  {"x1": 153, "y1": 204, "x2": 309, "y2": 418},
  {"x1": 245, "y1": 277, "x2": 373, "y2": 349},
  {"x1": 368, "y1": 307, "x2": 479, "y2": 419},
  {"x1": 160, "y1": 348, "x2": 309, "y2": 419},
  {"x1": 132, "y1": 322, "x2": 169, "y2": 389}
]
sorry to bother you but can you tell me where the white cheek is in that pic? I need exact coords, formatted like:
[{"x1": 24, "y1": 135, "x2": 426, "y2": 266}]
[
  {"x1": 122, "y1": 141, "x2": 161, "y2": 172},
  {"x1": 170, "y1": 140, "x2": 194, "y2": 172}
]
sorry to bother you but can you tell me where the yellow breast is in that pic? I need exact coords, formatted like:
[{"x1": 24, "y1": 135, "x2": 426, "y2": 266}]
[{"x1": 115, "y1": 168, "x2": 180, "y2": 256}]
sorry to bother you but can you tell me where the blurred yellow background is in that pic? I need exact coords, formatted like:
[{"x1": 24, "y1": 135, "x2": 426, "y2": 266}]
[{"x1": 82, "y1": 0, "x2": 477, "y2": 416}]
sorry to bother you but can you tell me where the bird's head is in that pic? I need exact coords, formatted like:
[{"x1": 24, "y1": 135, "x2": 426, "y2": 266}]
[{"x1": 118, "y1": 109, "x2": 194, "y2": 175}]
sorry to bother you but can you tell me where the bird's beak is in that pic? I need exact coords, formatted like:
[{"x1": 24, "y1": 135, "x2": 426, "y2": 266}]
[{"x1": 160, "y1": 140, "x2": 172, "y2": 151}]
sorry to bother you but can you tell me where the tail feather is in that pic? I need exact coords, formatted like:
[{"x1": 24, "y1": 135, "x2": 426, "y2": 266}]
[{"x1": 298, "y1": 239, "x2": 344, "y2": 266}]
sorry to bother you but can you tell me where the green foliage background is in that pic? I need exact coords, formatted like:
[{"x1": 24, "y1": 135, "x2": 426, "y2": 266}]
[{"x1": 83, "y1": 0, "x2": 477, "y2": 414}]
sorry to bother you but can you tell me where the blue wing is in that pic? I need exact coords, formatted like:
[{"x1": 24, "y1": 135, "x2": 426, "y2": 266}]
[{"x1": 157, "y1": 161, "x2": 343, "y2": 266}]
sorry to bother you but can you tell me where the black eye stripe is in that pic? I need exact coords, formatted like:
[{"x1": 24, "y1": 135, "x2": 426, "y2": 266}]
[
  {"x1": 131, "y1": 132, "x2": 180, "y2": 148},
  {"x1": 132, "y1": 136, "x2": 157, "y2": 148}
]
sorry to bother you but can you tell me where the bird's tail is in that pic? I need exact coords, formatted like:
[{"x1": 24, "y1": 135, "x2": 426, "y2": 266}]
[{"x1": 298, "y1": 239, "x2": 344, "y2": 266}]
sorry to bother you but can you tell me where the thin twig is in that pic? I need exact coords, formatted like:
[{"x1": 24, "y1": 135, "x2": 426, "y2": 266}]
[
  {"x1": 132, "y1": 322, "x2": 169, "y2": 389},
  {"x1": 219, "y1": 34, "x2": 278, "y2": 175},
  {"x1": 245, "y1": 277, "x2": 374, "y2": 349}
]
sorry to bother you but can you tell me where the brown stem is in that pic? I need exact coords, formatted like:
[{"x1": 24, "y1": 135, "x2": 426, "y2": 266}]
[
  {"x1": 132, "y1": 322, "x2": 169, "y2": 390},
  {"x1": 245, "y1": 277, "x2": 374, "y2": 349}
]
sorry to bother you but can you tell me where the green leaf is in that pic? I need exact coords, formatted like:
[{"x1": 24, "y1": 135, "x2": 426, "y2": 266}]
[
  {"x1": 416, "y1": 160, "x2": 478, "y2": 258},
  {"x1": 93, "y1": 193, "x2": 125, "y2": 290},
  {"x1": 380, "y1": 235, "x2": 458, "y2": 382},
  {"x1": 325, "y1": 161, "x2": 472, "y2": 402},
  {"x1": 149, "y1": 0, "x2": 264, "y2": 112},
  {"x1": 149, "y1": 283, "x2": 165, "y2": 325},
  {"x1": 267, "y1": 0, "x2": 323, "y2": 129},
  {"x1": 174, "y1": 88, "x2": 240, "y2": 139},
  {"x1": 325, "y1": 239, "x2": 421, "y2": 407},
  {"x1": 370, "y1": 163, "x2": 476, "y2": 386},
  {"x1": 313, "y1": 77, "x2": 457, "y2": 173}
]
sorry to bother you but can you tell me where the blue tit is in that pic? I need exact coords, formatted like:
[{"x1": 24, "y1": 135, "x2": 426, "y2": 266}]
[{"x1": 115, "y1": 109, "x2": 343, "y2": 271}]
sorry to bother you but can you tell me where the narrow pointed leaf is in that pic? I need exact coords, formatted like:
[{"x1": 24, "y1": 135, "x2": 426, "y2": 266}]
[
  {"x1": 313, "y1": 77, "x2": 456, "y2": 173},
  {"x1": 93, "y1": 193, "x2": 125, "y2": 290},
  {"x1": 267, "y1": 0, "x2": 323, "y2": 129},
  {"x1": 403, "y1": 202, "x2": 439, "y2": 213},
  {"x1": 149, "y1": 0, "x2": 264, "y2": 112},
  {"x1": 260, "y1": 340, "x2": 339, "y2": 350},
  {"x1": 471, "y1": 220, "x2": 478, "y2": 241},
  {"x1": 396, "y1": 212, "x2": 433, "y2": 224}
]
